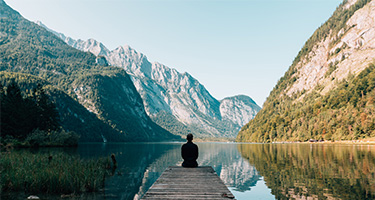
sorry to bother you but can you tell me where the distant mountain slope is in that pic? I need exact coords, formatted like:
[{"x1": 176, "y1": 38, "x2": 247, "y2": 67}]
[
  {"x1": 0, "y1": 0, "x2": 177, "y2": 142},
  {"x1": 37, "y1": 22, "x2": 261, "y2": 138},
  {"x1": 220, "y1": 95, "x2": 260, "y2": 127},
  {"x1": 0, "y1": 72, "x2": 120, "y2": 142},
  {"x1": 237, "y1": 0, "x2": 375, "y2": 142}
]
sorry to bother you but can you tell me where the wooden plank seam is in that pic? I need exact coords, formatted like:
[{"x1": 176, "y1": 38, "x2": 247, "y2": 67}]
[{"x1": 141, "y1": 166, "x2": 236, "y2": 200}]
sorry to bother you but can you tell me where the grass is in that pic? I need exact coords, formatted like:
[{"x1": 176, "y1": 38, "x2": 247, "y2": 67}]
[{"x1": 0, "y1": 149, "x2": 111, "y2": 195}]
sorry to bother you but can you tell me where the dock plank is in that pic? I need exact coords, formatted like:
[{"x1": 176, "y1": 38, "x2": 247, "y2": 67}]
[{"x1": 141, "y1": 166, "x2": 235, "y2": 200}]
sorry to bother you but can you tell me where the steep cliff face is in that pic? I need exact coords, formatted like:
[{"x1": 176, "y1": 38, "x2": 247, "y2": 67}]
[
  {"x1": 39, "y1": 22, "x2": 261, "y2": 138},
  {"x1": 0, "y1": 2, "x2": 177, "y2": 142},
  {"x1": 220, "y1": 95, "x2": 261, "y2": 127},
  {"x1": 103, "y1": 45, "x2": 233, "y2": 138},
  {"x1": 286, "y1": 0, "x2": 375, "y2": 97},
  {"x1": 238, "y1": 0, "x2": 375, "y2": 142}
]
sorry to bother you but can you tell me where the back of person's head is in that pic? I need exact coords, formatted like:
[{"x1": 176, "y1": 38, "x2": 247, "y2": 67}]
[{"x1": 187, "y1": 133, "x2": 193, "y2": 142}]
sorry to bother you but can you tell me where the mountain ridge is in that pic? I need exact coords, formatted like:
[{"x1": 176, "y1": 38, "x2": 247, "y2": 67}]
[
  {"x1": 0, "y1": 1, "x2": 178, "y2": 142},
  {"x1": 37, "y1": 20, "x2": 261, "y2": 138},
  {"x1": 237, "y1": 0, "x2": 375, "y2": 142}
]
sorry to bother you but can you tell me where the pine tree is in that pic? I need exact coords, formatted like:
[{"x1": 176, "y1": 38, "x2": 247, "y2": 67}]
[
  {"x1": 1, "y1": 82, "x2": 38, "y2": 139},
  {"x1": 31, "y1": 84, "x2": 59, "y2": 132}
]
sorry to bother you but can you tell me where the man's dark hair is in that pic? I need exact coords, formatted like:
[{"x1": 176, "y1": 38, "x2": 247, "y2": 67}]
[{"x1": 187, "y1": 133, "x2": 193, "y2": 141}]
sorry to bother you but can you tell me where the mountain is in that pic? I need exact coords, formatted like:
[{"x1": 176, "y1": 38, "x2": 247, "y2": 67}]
[
  {"x1": 0, "y1": 72, "x2": 120, "y2": 142},
  {"x1": 220, "y1": 95, "x2": 260, "y2": 127},
  {"x1": 0, "y1": 0, "x2": 178, "y2": 142},
  {"x1": 237, "y1": 0, "x2": 375, "y2": 142},
  {"x1": 37, "y1": 22, "x2": 261, "y2": 138}
]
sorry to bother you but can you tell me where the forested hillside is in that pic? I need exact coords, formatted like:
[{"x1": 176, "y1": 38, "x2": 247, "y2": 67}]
[
  {"x1": 237, "y1": 0, "x2": 375, "y2": 142},
  {"x1": 0, "y1": 0, "x2": 178, "y2": 142},
  {"x1": 0, "y1": 72, "x2": 123, "y2": 143},
  {"x1": 39, "y1": 24, "x2": 262, "y2": 139}
]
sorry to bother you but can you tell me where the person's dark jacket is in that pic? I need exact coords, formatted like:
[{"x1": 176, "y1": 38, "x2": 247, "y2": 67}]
[{"x1": 181, "y1": 141, "x2": 198, "y2": 167}]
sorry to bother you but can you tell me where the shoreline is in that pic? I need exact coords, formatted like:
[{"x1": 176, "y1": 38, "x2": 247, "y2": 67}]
[{"x1": 271, "y1": 138, "x2": 375, "y2": 145}]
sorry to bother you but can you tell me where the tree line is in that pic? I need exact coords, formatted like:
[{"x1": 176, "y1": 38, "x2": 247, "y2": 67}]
[
  {"x1": 238, "y1": 63, "x2": 375, "y2": 142},
  {"x1": 1, "y1": 81, "x2": 78, "y2": 146}
]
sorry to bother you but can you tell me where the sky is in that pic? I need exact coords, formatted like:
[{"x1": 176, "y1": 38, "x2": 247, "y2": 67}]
[{"x1": 5, "y1": 0, "x2": 342, "y2": 106}]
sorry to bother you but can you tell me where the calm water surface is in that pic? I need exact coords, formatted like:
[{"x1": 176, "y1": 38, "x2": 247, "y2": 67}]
[{"x1": 7, "y1": 143, "x2": 375, "y2": 199}]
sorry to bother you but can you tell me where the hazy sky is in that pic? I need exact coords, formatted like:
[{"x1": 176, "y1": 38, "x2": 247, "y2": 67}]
[{"x1": 5, "y1": 0, "x2": 342, "y2": 106}]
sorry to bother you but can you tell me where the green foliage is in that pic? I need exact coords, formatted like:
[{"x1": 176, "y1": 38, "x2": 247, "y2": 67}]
[
  {"x1": 237, "y1": 0, "x2": 374, "y2": 143},
  {"x1": 150, "y1": 110, "x2": 236, "y2": 139},
  {"x1": 25, "y1": 129, "x2": 79, "y2": 147},
  {"x1": 0, "y1": 79, "x2": 81, "y2": 147},
  {"x1": 1, "y1": 129, "x2": 79, "y2": 148},
  {"x1": 0, "y1": 151, "x2": 111, "y2": 194},
  {"x1": 0, "y1": 2, "x2": 178, "y2": 142},
  {"x1": 238, "y1": 63, "x2": 375, "y2": 143},
  {"x1": 1, "y1": 81, "x2": 59, "y2": 140},
  {"x1": 151, "y1": 111, "x2": 194, "y2": 138},
  {"x1": 70, "y1": 72, "x2": 179, "y2": 142},
  {"x1": 31, "y1": 84, "x2": 60, "y2": 131},
  {"x1": 292, "y1": 0, "x2": 371, "y2": 68},
  {"x1": 267, "y1": 0, "x2": 371, "y2": 109},
  {"x1": 0, "y1": 71, "x2": 120, "y2": 143},
  {"x1": 0, "y1": 2, "x2": 95, "y2": 81}
]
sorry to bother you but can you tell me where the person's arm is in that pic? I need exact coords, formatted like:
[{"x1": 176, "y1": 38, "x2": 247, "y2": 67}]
[{"x1": 181, "y1": 145, "x2": 186, "y2": 160}]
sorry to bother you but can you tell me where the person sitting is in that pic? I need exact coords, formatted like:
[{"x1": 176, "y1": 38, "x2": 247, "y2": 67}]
[{"x1": 181, "y1": 133, "x2": 198, "y2": 167}]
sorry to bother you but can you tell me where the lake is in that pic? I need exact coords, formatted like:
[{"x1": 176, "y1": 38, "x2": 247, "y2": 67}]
[{"x1": 5, "y1": 142, "x2": 375, "y2": 199}]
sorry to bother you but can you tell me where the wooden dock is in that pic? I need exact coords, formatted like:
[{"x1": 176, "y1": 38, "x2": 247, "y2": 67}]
[{"x1": 141, "y1": 166, "x2": 235, "y2": 200}]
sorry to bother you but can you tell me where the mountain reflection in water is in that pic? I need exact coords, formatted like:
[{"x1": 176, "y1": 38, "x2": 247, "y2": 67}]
[
  {"x1": 77, "y1": 142, "x2": 261, "y2": 200},
  {"x1": 238, "y1": 143, "x2": 375, "y2": 200},
  {"x1": 74, "y1": 143, "x2": 375, "y2": 200}
]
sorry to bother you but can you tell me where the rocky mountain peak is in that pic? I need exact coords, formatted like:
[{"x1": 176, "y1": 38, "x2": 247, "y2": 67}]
[
  {"x1": 220, "y1": 95, "x2": 261, "y2": 127},
  {"x1": 38, "y1": 23, "x2": 261, "y2": 138},
  {"x1": 77, "y1": 38, "x2": 109, "y2": 56},
  {"x1": 35, "y1": 21, "x2": 111, "y2": 57},
  {"x1": 1, "y1": 1, "x2": 178, "y2": 142},
  {"x1": 109, "y1": 45, "x2": 151, "y2": 78}
]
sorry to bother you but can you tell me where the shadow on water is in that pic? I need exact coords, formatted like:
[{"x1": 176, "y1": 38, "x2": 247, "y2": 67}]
[{"x1": 238, "y1": 143, "x2": 375, "y2": 200}]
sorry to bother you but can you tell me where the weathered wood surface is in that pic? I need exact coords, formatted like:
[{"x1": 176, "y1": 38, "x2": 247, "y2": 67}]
[{"x1": 141, "y1": 166, "x2": 235, "y2": 200}]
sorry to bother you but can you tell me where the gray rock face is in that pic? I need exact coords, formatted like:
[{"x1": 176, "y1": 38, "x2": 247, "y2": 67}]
[
  {"x1": 285, "y1": 0, "x2": 375, "y2": 98},
  {"x1": 0, "y1": 0, "x2": 176, "y2": 143},
  {"x1": 38, "y1": 21, "x2": 261, "y2": 138},
  {"x1": 220, "y1": 95, "x2": 261, "y2": 127}
]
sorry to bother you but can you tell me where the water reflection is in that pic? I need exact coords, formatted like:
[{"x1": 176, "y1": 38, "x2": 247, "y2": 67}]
[
  {"x1": 238, "y1": 143, "x2": 375, "y2": 200},
  {"x1": 4, "y1": 143, "x2": 373, "y2": 200},
  {"x1": 76, "y1": 142, "x2": 262, "y2": 199},
  {"x1": 198, "y1": 143, "x2": 261, "y2": 192},
  {"x1": 78, "y1": 143, "x2": 182, "y2": 200}
]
